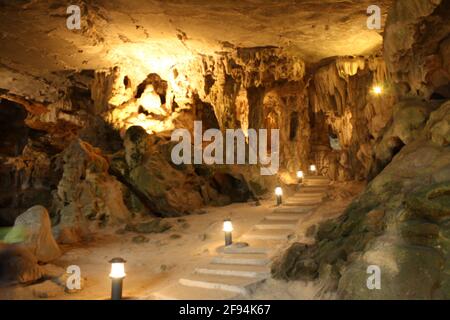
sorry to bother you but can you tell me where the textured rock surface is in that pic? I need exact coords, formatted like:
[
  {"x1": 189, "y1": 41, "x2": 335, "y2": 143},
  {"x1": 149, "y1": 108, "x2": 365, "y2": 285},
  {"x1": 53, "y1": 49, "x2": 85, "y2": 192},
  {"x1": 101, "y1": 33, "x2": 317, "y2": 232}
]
[
  {"x1": 53, "y1": 140, "x2": 130, "y2": 243},
  {"x1": 272, "y1": 0, "x2": 450, "y2": 298},
  {"x1": 0, "y1": 244, "x2": 44, "y2": 285},
  {"x1": 0, "y1": 0, "x2": 392, "y2": 100},
  {"x1": 0, "y1": 0, "x2": 448, "y2": 300},
  {"x1": 4, "y1": 206, "x2": 61, "y2": 263},
  {"x1": 272, "y1": 99, "x2": 450, "y2": 300},
  {"x1": 111, "y1": 125, "x2": 260, "y2": 216},
  {"x1": 369, "y1": 98, "x2": 439, "y2": 178},
  {"x1": 307, "y1": 56, "x2": 396, "y2": 180},
  {"x1": 384, "y1": 0, "x2": 450, "y2": 98}
]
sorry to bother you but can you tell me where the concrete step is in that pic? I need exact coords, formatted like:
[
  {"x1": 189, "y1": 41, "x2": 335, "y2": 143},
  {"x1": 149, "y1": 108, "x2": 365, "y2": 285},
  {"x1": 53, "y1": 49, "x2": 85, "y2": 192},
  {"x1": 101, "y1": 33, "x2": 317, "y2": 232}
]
[
  {"x1": 243, "y1": 229, "x2": 293, "y2": 241},
  {"x1": 304, "y1": 175, "x2": 329, "y2": 180},
  {"x1": 303, "y1": 176, "x2": 330, "y2": 183},
  {"x1": 254, "y1": 219, "x2": 297, "y2": 230},
  {"x1": 195, "y1": 264, "x2": 270, "y2": 278},
  {"x1": 305, "y1": 181, "x2": 330, "y2": 187},
  {"x1": 152, "y1": 283, "x2": 238, "y2": 300},
  {"x1": 285, "y1": 199, "x2": 323, "y2": 205},
  {"x1": 179, "y1": 273, "x2": 265, "y2": 295},
  {"x1": 297, "y1": 186, "x2": 328, "y2": 193},
  {"x1": 265, "y1": 213, "x2": 304, "y2": 221},
  {"x1": 303, "y1": 181, "x2": 330, "y2": 187},
  {"x1": 283, "y1": 200, "x2": 321, "y2": 206},
  {"x1": 222, "y1": 245, "x2": 269, "y2": 254},
  {"x1": 211, "y1": 253, "x2": 269, "y2": 266},
  {"x1": 273, "y1": 206, "x2": 315, "y2": 213},
  {"x1": 291, "y1": 192, "x2": 325, "y2": 199}
]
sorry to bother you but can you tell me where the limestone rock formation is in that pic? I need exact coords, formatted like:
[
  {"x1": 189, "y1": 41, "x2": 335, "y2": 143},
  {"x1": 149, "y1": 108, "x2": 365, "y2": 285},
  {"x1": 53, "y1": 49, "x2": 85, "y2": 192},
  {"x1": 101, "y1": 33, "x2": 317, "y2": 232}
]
[
  {"x1": 53, "y1": 139, "x2": 130, "y2": 243},
  {"x1": 384, "y1": 0, "x2": 450, "y2": 98},
  {"x1": 308, "y1": 56, "x2": 396, "y2": 180},
  {"x1": 272, "y1": 0, "x2": 450, "y2": 295},
  {"x1": 4, "y1": 206, "x2": 61, "y2": 263},
  {"x1": 272, "y1": 100, "x2": 450, "y2": 300},
  {"x1": 369, "y1": 98, "x2": 439, "y2": 178},
  {"x1": 0, "y1": 0, "x2": 448, "y2": 300},
  {"x1": 115, "y1": 126, "x2": 260, "y2": 216}
]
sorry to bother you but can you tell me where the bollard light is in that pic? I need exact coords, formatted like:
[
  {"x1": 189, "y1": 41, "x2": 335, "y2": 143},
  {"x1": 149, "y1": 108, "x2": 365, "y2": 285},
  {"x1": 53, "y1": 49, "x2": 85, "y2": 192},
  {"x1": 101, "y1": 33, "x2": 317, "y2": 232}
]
[
  {"x1": 310, "y1": 164, "x2": 317, "y2": 175},
  {"x1": 275, "y1": 187, "x2": 283, "y2": 206},
  {"x1": 296, "y1": 170, "x2": 304, "y2": 183},
  {"x1": 109, "y1": 257, "x2": 126, "y2": 300},
  {"x1": 223, "y1": 219, "x2": 233, "y2": 246}
]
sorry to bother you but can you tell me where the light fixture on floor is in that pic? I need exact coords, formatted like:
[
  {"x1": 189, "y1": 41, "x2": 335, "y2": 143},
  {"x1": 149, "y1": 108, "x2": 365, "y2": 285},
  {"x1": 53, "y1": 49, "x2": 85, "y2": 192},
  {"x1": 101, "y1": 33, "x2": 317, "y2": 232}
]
[
  {"x1": 296, "y1": 170, "x2": 304, "y2": 184},
  {"x1": 109, "y1": 257, "x2": 126, "y2": 300},
  {"x1": 275, "y1": 187, "x2": 283, "y2": 206},
  {"x1": 310, "y1": 164, "x2": 317, "y2": 175},
  {"x1": 223, "y1": 219, "x2": 233, "y2": 246}
]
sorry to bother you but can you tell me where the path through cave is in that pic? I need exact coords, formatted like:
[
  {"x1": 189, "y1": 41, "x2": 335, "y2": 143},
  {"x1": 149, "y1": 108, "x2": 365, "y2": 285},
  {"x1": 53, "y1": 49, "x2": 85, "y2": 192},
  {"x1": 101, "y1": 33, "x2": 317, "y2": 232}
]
[{"x1": 0, "y1": 0, "x2": 449, "y2": 301}]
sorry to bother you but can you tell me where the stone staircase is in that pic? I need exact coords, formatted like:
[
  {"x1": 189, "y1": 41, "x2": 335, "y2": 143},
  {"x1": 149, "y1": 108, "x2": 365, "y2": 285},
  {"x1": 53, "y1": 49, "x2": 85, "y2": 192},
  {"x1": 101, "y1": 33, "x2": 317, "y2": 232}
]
[{"x1": 152, "y1": 175, "x2": 330, "y2": 300}]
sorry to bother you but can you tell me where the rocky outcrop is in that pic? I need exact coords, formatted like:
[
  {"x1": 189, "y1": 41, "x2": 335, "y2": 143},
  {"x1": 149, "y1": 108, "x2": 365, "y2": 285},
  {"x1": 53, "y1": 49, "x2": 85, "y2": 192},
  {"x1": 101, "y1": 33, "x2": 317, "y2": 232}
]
[
  {"x1": 122, "y1": 126, "x2": 204, "y2": 216},
  {"x1": 4, "y1": 205, "x2": 61, "y2": 263},
  {"x1": 53, "y1": 139, "x2": 130, "y2": 243},
  {"x1": 0, "y1": 244, "x2": 44, "y2": 285},
  {"x1": 384, "y1": 0, "x2": 450, "y2": 98},
  {"x1": 111, "y1": 126, "x2": 260, "y2": 217},
  {"x1": 0, "y1": 99, "x2": 61, "y2": 226},
  {"x1": 272, "y1": 99, "x2": 450, "y2": 299},
  {"x1": 307, "y1": 56, "x2": 397, "y2": 181},
  {"x1": 369, "y1": 98, "x2": 440, "y2": 178},
  {"x1": 273, "y1": 2, "x2": 450, "y2": 299}
]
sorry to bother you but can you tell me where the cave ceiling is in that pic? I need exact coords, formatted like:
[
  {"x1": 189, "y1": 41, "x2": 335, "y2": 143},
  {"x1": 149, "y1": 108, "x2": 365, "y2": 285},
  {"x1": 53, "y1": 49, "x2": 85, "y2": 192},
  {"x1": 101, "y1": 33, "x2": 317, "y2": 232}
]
[{"x1": 0, "y1": 0, "x2": 392, "y2": 101}]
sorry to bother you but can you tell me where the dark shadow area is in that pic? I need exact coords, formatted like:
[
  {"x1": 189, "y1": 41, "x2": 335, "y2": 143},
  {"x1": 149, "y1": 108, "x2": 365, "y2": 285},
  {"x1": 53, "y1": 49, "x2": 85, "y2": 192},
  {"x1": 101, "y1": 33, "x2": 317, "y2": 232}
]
[{"x1": 0, "y1": 99, "x2": 28, "y2": 157}]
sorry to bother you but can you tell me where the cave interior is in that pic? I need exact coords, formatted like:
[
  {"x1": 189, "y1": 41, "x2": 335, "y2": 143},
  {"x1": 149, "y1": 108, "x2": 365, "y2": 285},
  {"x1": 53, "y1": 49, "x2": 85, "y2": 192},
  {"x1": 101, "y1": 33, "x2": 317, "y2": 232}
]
[{"x1": 0, "y1": 0, "x2": 449, "y2": 300}]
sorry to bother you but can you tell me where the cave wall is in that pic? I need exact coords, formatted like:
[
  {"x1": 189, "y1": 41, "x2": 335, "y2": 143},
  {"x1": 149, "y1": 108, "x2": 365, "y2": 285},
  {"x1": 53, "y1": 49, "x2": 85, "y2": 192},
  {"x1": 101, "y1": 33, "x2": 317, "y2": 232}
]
[
  {"x1": 0, "y1": 44, "x2": 399, "y2": 232},
  {"x1": 272, "y1": 0, "x2": 450, "y2": 300},
  {"x1": 384, "y1": 0, "x2": 450, "y2": 99},
  {"x1": 307, "y1": 56, "x2": 396, "y2": 181}
]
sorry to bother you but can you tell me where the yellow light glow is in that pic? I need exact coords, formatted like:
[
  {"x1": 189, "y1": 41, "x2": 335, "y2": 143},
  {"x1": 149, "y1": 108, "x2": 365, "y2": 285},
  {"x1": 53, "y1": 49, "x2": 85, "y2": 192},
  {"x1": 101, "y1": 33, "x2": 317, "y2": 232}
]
[
  {"x1": 223, "y1": 220, "x2": 233, "y2": 232},
  {"x1": 297, "y1": 171, "x2": 304, "y2": 178},
  {"x1": 107, "y1": 44, "x2": 194, "y2": 82},
  {"x1": 109, "y1": 263, "x2": 126, "y2": 279},
  {"x1": 275, "y1": 187, "x2": 283, "y2": 196},
  {"x1": 310, "y1": 165, "x2": 317, "y2": 172},
  {"x1": 372, "y1": 86, "x2": 382, "y2": 95},
  {"x1": 139, "y1": 89, "x2": 162, "y2": 113}
]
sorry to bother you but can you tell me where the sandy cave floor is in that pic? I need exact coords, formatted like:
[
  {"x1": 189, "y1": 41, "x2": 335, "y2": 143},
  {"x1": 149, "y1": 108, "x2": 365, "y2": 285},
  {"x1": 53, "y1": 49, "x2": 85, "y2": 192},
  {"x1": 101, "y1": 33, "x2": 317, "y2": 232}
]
[{"x1": 1, "y1": 182, "x2": 364, "y2": 300}]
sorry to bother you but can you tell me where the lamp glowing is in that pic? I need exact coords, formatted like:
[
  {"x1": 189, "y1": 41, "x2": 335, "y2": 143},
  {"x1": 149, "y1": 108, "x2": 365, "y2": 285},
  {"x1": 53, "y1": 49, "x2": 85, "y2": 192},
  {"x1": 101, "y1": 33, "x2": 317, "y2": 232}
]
[
  {"x1": 372, "y1": 86, "x2": 382, "y2": 95},
  {"x1": 275, "y1": 187, "x2": 283, "y2": 205},
  {"x1": 310, "y1": 164, "x2": 317, "y2": 175},
  {"x1": 296, "y1": 170, "x2": 304, "y2": 183},
  {"x1": 109, "y1": 257, "x2": 126, "y2": 300},
  {"x1": 223, "y1": 219, "x2": 233, "y2": 246}
]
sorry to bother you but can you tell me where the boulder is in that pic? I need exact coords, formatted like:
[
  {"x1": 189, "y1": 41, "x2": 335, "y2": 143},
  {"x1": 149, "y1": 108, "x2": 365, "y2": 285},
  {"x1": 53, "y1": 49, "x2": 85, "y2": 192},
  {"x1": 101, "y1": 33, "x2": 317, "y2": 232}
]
[
  {"x1": 426, "y1": 101, "x2": 450, "y2": 147},
  {"x1": 53, "y1": 139, "x2": 131, "y2": 243},
  {"x1": 337, "y1": 244, "x2": 444, "y2": 300},
  {"x1": 117, "y1": 126, "x2": 205, "y2": 216},
  {"x1": 0, "y1": 244, "x2": 44, "y2": 285},
  {"x1": 4, "y1": 205, "x2": 61, "y2": 263}
]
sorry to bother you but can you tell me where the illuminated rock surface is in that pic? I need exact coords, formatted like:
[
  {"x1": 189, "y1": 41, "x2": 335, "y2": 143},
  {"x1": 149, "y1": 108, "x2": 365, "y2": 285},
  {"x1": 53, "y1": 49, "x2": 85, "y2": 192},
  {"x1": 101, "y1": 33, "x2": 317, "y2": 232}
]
[{"x1": 0, "y1": 0, "x2": 449, "y2": 300}]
